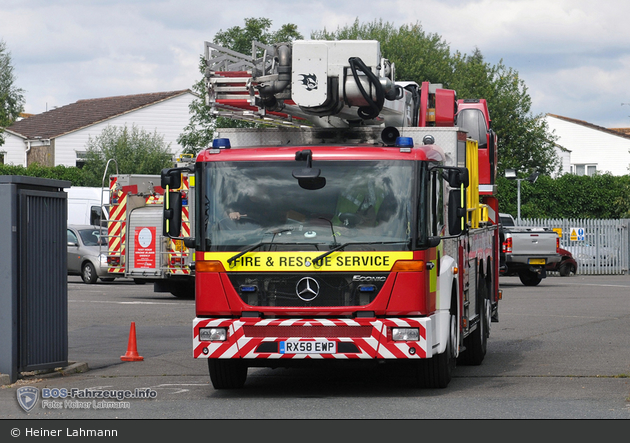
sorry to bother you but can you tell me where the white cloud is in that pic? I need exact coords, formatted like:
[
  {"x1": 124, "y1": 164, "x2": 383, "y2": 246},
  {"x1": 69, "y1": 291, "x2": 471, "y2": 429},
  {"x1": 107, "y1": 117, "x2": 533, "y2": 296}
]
[{"x1": 2, "y1": 0, "x2": 630, "y2": 128}]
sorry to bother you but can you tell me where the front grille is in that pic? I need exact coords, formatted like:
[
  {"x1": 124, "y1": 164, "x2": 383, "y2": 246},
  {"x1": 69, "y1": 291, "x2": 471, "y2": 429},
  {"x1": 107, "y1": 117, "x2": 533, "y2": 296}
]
[
  {"x1": 228, "y1": 272, "x2": 387, "y2": 307},
  {"x1": 243, "y1": 325, "x2": 373, "y2": 338}
]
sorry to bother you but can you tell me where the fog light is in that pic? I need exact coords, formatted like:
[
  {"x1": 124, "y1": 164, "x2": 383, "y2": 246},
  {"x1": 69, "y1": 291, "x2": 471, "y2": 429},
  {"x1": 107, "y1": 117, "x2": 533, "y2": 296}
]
[
  {"x1": 392, "y1": 327, "x2": 419, "y2": 341},
  {"x1": 199, "y1": 327, "x2": 227, "y2": 341}
]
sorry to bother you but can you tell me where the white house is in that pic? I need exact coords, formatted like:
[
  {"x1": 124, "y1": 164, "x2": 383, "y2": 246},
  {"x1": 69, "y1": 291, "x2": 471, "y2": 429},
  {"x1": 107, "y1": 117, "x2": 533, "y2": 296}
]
[
  {"x1": 545, "y1": 114, "x2": 630, "y2": 177},
  {"x1": 1, "y1": 90, "x2": 196, "y2": 167}
]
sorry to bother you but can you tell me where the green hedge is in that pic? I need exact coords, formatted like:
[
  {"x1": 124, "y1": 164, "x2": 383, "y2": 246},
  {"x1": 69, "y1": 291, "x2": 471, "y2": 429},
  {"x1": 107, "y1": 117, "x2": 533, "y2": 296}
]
[
  {"x1": 496, "y1": 173, "x2": 630, "y2": 219},
  {"x1": 0, "y1": 164, "x2": 88, "y2": 186}
]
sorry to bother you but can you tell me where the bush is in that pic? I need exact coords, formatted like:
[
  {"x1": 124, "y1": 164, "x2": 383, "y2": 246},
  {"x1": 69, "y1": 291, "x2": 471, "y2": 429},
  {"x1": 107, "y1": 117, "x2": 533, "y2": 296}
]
[{"x1": 0, "y1": 164, "x2": 87, "y2": 186}]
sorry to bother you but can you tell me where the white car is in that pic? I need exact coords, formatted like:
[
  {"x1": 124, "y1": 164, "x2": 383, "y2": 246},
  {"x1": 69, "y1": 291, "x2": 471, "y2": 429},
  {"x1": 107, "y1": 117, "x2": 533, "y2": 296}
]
[{"x1": 67, "y1": 225, "x2": 115, "y2": 283}]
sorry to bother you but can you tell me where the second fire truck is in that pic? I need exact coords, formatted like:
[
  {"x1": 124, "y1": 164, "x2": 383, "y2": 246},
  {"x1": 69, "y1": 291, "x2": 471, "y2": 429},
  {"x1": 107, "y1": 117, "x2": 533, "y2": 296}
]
[
  {"x1": 161, "y1": 39, "x2": 502, "y2": 388},
  {"x1": 107, "y1": 163, "x2": 195, "y2": 298}
]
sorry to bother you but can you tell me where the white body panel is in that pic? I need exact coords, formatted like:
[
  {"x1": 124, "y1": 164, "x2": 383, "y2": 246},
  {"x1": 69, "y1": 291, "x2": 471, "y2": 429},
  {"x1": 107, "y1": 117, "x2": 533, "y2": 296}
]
[{"x1": 67, "y1": 186, "x2": 109, "y2": 226}]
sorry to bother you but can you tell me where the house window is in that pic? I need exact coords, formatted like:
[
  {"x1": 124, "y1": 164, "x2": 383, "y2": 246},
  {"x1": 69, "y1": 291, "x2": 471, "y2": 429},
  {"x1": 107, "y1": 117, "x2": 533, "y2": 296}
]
[
  {"x1": 572, "y1": 164, "x2": 597, "y2": 176},
  {"x1": 76, "y1": 151, "x2": 88, "y2": 168},
  {"x1": 0, "y1": 151, "x2": 5, "y2": 165}
]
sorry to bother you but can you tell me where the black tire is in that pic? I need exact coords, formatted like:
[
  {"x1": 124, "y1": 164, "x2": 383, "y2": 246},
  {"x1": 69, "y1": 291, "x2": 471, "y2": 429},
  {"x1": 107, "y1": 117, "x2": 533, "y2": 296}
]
[
  {"x1": 558, "y1": 262, "x2": 575, "y2": 277},
  {"x1": 458, "y1": 280, "x2": 489, "y2": 366},
  {"x1": 417, "y1": 312, "x2": 456, "y2": 388},
  {"x1": 81, "y1": 262, "x2": 98, "y2": 284},
  {"x1": 208, "y1": 359, "x2": 247, "y2": 389},
  {"x1": 518, "y1": 270, "x2": 542, "y2": 286}
]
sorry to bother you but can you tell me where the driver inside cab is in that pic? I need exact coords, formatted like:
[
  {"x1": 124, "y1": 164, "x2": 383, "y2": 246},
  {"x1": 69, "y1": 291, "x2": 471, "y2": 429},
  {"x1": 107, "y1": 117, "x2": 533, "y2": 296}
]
[{"x1": 333, "y1": 179, "x2": 395, "y2": 227}]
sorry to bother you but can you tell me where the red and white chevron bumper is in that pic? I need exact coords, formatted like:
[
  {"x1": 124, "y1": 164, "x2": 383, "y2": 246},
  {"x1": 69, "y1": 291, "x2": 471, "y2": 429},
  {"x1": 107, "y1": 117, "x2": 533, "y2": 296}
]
[{"x1": 193, "y1": 317, "x2": 433, "y2": 360}]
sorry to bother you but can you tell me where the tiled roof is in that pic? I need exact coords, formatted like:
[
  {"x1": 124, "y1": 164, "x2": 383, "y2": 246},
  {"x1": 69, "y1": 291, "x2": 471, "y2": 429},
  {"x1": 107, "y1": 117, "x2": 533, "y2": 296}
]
[
  {"x1": 7, "y1": 90, "x2": 192, "y2": 139},
  {"x1": 609, "y1": 127, "x2": 630, "y2": 136},
  {"x1": 546, "y1": 113, "x2": 630, "y2": 141}
]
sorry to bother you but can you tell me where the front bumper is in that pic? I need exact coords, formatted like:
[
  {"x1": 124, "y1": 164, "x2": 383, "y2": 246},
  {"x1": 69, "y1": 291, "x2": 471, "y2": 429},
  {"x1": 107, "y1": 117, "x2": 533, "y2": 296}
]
[{"x1": 193, "y1": 317, "x2": 433, "y2": 361}]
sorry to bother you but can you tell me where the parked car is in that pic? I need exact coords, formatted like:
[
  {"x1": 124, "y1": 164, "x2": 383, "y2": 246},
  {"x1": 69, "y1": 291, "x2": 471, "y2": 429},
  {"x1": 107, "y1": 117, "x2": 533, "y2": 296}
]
[
  {"x1": 67, "y1": 224, "x2": 114, "y2": 283},
  {"x1": 546, "y1": 247, "x2": 577, "y2": 276}
]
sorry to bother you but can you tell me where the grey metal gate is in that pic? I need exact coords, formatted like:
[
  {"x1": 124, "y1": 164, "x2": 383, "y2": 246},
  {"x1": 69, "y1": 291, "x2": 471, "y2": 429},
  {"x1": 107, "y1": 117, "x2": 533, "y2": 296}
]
[
  {"x1": 0, "y1": 176, "x2": 70, "y2": 383},
  {"x1": 517, "y1": 218, "x2": 630, "y2": 275}
]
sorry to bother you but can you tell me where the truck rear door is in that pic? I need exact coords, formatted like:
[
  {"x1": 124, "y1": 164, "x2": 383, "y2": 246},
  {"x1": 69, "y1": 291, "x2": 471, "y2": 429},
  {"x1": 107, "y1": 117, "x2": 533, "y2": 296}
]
[{"x1": 127, "y1": 206, "x2": 165, "y2": 279}]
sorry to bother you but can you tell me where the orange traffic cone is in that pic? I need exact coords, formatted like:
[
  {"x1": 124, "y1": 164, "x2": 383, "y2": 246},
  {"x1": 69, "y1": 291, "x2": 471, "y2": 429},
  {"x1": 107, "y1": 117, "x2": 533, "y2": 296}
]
[{"x1": 121, "y1": 322, "x2": 144, "y2": 362}]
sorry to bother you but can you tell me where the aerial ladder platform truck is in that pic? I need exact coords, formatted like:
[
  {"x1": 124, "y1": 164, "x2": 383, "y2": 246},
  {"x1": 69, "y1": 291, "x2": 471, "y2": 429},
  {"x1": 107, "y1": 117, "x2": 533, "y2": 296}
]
[{"x1": 161, "y1": 39, "x2": 501, "y2": 389}]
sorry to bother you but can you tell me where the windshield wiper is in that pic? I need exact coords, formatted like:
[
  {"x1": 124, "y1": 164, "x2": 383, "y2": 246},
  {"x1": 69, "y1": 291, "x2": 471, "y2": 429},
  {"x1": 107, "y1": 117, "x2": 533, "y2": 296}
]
[
  {"x1": 227, "y1": 228, "x2": 294, "y2": 265},
  {"x1": 312, "y1": 241, "x2": 407, "y2": 265}
]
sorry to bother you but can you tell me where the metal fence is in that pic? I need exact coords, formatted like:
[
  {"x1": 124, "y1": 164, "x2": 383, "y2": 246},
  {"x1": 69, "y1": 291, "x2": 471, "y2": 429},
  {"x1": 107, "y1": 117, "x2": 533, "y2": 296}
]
[{"x1": 516, "y1": 218, "x2": 630, "y2": 275}]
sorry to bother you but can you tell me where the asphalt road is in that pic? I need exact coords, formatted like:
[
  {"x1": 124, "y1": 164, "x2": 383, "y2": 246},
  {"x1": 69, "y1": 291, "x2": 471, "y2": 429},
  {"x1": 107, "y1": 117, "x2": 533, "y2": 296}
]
[{"x1": 1, "y1": 274, "x2": 629, "y2": 421}]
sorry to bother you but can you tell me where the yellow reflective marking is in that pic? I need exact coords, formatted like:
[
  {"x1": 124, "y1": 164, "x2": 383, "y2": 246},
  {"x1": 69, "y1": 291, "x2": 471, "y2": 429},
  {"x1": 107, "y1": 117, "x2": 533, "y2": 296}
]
[{"x1": 203, "y1": 251, "x2": 414, "y2": 272}]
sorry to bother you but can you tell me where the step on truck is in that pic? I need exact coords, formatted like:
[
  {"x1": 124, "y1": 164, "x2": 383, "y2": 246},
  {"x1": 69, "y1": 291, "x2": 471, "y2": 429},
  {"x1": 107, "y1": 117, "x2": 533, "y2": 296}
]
[{"x1": 161, "y1": 39, "x2": 502, "y2": 388}]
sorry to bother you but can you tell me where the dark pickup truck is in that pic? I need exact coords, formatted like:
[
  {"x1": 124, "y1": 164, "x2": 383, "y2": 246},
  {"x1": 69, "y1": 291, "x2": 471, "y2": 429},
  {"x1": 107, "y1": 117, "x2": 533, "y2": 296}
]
[{"x1": 499, "y1": 213, "x2": 561, "y2": 286}]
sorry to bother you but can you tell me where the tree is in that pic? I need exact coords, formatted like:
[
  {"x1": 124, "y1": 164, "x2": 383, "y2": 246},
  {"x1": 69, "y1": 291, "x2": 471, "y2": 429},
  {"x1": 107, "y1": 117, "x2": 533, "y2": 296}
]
[
  {"x1": 0, "y1": 39, "x2": 25, "y2": 146},
  {"x1": 312, "y1": 19, "x2": 559, "y2": 177},
  {"x1": 313, "y1": 19, "x2": 453, "y2": 86},
  {"x1": 81, "y1": 124, "x2": 173, "y2": 186},
  {"x1": 177, "y1": 18, "x2": 303, "y2": 155}
]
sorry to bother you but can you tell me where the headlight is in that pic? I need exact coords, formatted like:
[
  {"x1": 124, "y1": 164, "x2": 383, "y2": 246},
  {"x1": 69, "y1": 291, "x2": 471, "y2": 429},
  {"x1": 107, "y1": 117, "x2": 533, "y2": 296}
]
[
  {"x1": 199, "y1": 327, "x2": 227, "y2": 341},
  {"x1": 99, "y1": 253, "x2": 108, "y2": 265},
  {"x1": 391, "y1": 327, "x2": 419, "y2": 341}
]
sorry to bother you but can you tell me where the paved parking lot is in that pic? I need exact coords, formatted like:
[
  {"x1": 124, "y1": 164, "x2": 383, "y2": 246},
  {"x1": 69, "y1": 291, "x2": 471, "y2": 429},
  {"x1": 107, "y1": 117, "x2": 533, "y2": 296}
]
[{"x1": 1, "y1": 274, "x2": 629, "y2": 420}]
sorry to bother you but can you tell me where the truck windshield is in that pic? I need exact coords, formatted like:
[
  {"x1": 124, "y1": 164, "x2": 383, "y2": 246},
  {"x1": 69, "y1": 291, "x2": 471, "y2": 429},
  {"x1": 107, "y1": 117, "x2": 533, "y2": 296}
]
[{"x1": 201, "y1": 160, "x2": 414, "y2": 252}]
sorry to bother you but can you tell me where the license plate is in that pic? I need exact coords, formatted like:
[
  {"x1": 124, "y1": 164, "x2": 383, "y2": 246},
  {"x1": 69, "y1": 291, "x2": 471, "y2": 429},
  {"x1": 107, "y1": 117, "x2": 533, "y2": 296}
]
[
  {"x1": 529, "y1": 258, "x2": 546, "y2": 265},
  {"x1": 279, "y1": 340, "x2": 336, "y2": 354}
]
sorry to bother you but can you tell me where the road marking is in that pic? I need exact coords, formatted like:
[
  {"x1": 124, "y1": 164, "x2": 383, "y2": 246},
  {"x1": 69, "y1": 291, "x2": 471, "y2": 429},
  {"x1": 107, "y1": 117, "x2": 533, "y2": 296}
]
[
  {"x1": 69, "y1": 299, "x2": 185, "y2": 305},
  {"x1": 579, "y1": 283, "x2": 630, "y2": 288}
]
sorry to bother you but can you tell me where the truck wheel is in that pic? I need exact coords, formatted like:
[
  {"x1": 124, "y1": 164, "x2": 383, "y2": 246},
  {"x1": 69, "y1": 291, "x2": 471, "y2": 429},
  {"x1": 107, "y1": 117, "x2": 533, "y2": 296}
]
[
  {"x1": 518, "y1": 270, "x2": 542, "y2": 286},
  {"x1": 458, "y1": 280, "x2": 489, "y2": 366},
  {"x1": 416, "y1": 312, "x2": 456, "y2": 388},
  {"x1": 208, "y1": 359, "x2": 247, "y2": 389},
  {"x1": 81, "y1": 262, "x2": 98, "y2": 284},
  {"x1": 558, "y1": 262, "x2": 575, "y2": 277}
]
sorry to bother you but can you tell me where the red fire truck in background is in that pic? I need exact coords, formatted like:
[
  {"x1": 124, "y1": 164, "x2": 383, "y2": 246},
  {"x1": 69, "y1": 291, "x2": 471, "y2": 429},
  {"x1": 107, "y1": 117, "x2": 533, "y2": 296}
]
[
  {"x1": 161, "y1": 39, "x2": 502, "y2": 389},
  {"x1": 107, "y1": 164, "x2": 195, "y2": 298}
]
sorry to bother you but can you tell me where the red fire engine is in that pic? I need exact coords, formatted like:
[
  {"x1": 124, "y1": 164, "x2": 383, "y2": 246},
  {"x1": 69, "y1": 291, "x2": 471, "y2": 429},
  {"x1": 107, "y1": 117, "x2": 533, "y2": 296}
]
[
  {"x1": 107, "y1": 167, "x2": 195, "y2": 298},
  {"x1": 161, "y1": 39, "x2": 501, "y2": 389}
]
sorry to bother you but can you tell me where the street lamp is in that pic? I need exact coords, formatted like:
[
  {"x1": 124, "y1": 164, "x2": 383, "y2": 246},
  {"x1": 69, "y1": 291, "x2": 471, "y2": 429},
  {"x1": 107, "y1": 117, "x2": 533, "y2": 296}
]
[{"x1": 505, "y1": 169, "x2": 540, "y2": 222}]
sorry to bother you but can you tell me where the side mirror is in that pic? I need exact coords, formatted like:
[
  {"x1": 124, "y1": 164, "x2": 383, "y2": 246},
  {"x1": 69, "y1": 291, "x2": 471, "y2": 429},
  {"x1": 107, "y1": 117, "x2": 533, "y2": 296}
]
[
  {"x1": 448, "y1": 189, "x2": 467, "y2": 236},
  {"x1": 427, "y1": 236, "x2": 442, "y2": 248},
  {"x1": 445, "y1": 167, "x2": 469, "y2": 188},
  {"x1": 163, "y1": 191, "x2": 182, "y2": 237},
  {"x1": 161, "y1": 168, "x2": 182, "y2": 189}
]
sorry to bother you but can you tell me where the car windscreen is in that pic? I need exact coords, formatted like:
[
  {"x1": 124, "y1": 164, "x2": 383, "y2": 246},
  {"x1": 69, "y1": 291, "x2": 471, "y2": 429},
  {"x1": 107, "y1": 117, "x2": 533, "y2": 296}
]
[{"x1": 78, "y1": 228, "x2": 107, "y2": 246}]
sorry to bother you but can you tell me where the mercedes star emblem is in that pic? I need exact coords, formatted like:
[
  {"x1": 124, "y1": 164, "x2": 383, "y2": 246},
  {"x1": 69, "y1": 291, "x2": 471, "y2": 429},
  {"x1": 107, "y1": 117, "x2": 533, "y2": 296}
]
[{"x1": 296, "y1": 277, "x2": 320, "y2": 302}]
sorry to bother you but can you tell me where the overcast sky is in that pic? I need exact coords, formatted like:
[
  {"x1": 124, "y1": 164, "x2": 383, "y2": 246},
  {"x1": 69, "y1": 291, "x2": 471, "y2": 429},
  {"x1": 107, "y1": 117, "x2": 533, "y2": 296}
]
[{"x1": 2, "y1": 0, "x2": 630, "y2": 129}]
